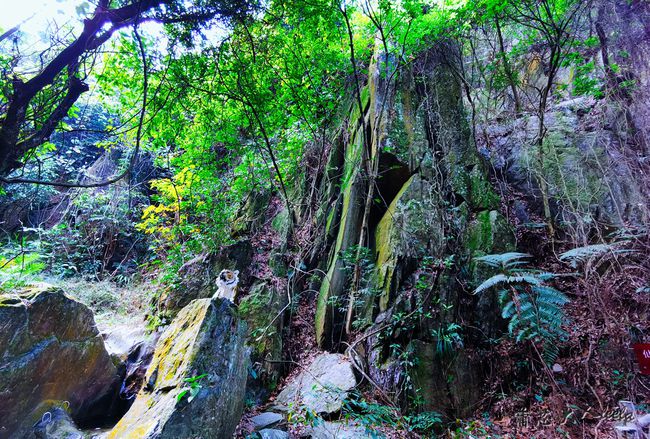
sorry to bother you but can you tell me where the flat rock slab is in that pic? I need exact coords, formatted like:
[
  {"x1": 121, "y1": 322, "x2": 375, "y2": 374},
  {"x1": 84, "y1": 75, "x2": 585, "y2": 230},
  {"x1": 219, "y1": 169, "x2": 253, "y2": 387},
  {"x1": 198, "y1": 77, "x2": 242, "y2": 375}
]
[
  {"x1": 252, "y1": 412, "x2": 284, "y2": 431},
  {"x1": 274, "y1": 353, "x2": 356, "y2": 415},
  {"x1": 309, "y1": 421, "x2": 375, "y2": 439},
  {"x1": 259, "y1": 429, "x2": 289, "y2": 439}
]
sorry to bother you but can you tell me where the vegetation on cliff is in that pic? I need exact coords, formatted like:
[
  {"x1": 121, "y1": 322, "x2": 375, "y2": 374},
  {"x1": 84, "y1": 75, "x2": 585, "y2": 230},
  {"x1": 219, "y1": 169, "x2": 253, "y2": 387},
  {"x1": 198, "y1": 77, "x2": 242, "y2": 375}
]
[{"x1": 1, "y1": 0, "x2": 648, "y2": 437}]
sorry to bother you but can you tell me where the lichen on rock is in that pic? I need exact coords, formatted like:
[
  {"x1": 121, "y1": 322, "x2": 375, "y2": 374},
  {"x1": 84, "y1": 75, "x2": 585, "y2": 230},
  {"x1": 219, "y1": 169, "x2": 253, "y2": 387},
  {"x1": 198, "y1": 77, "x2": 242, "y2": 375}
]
[{"x1": 108, "y1": 298, "x2": 249, "y2": 439}]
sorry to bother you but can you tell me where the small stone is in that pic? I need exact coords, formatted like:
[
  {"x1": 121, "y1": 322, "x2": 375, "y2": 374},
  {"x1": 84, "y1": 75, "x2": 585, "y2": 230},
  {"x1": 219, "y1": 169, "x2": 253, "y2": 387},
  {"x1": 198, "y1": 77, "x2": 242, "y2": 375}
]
[
  {"x1": 251, "y1": 412, "x2": 284, "y2": 431},
  {"x1": 552, "y1": 363, "x2": 563, "y2": 373},
  {"x1": 259, "y1": 429, "x2": 289, "y2": 439}
]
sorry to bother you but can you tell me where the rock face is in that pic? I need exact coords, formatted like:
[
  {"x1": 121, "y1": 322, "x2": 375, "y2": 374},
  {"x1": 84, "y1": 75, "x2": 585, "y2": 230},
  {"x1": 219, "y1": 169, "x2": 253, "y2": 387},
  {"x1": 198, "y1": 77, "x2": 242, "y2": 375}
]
[
  {"x1": 102, "y1": 326, "x2": 158, "y2": 404},
  {"x1": 313, "y1": 42, "x2": 515, "y2": 416},
  {"x1": 239, "y1": 281, "x2": 287, "y2": 400},
  {"x1": 109, "y1": 298, "x2": 249, "y2": 439},
  {"x1": 0, "y1": 286, "x2": 120, "y2": 438},
  {"x1": 274, "y1": 353, "x2": 356, "y2": 415}
]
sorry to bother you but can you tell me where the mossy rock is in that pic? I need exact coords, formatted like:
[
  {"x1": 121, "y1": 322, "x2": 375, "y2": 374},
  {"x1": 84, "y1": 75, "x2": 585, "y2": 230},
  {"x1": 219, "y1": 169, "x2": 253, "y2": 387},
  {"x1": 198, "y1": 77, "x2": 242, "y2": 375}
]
[
  {"x1": 408, "y1": 340, "x2": 481, "y2": 418},
  {"x1": 315, "y1": 169, "x2": 365, "y2": 348},
  {"x1": 0, "y1": 285, "x2": 120, "y2": 437},
  {"x1": 239, "y1": 282, "x2": 286, "y2": 396},
  {"x1": 374, "y1": 175, "x2": 443, "y2": 312},
  {"x1": 109, "y1": 298, "x2": 249, "y2": 439},
  {"x1": 465, "y1": 210, "x2": 515, "y2": 255}
]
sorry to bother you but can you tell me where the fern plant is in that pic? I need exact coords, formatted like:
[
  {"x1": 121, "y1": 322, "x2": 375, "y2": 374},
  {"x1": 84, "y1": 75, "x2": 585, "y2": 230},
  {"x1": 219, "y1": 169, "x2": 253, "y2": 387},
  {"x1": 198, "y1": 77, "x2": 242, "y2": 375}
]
[
  {"x1": 474, "y1": 252, "x2": 569, "y2": 364},
  {"x1": 559, "y1": 243, "x2": 635, "y2": 268}
]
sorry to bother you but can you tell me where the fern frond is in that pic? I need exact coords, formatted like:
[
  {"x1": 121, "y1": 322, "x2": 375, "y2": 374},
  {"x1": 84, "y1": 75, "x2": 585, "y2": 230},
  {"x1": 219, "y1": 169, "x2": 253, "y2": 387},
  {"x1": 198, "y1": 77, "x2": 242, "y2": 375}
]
[
  {"x1": 475, "y1": 274, "x2": 509, "y2": 294},
  {"x1": 475, "y1": 252, "x2": 531, "y2": 269},
  {"x1": 474, "y1": 273, "x2": 541, "y2": 294},
  {"x1": 558, "y1": 243, "x2": 635, "y2": 267},
  {"x1": 532, "y1": 286, "x2": 569, "y2": 305}
]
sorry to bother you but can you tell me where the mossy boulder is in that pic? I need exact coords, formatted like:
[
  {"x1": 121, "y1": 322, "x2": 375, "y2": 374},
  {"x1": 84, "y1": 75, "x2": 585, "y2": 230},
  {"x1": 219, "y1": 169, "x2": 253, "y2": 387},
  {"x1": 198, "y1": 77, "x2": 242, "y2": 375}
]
[
  {"x1": 109, "y1": 298, "x2": 249, "y2": 439},
  {"x1": 239, "y1": 282, "x2": 287, "y2": 398},
  {"x1": 273, "y1": 353, "x2": 356, "y2": 415},
  {"x1": 0, "y1": 286, "x2": 120, "y2": 438}
]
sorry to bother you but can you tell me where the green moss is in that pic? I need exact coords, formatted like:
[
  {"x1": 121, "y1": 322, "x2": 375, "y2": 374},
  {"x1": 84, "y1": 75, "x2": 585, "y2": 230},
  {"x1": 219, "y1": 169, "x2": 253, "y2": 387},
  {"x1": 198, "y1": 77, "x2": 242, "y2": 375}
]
[
  {"x1": 465, "y1": 210, "x2": 515, "y2": 255},
  {"x1": 469, "y1": 167, "x2": 500, "y2": 210},
  {"x1": 374, "y1": 176, "x2": 415, "y2": 311},
  {"x1": 316, "y1": 150, "x2": 364, "y2": 345},
  {"x1": 146, "y1": 299, "x2": 210, "y2": 389},
  {"x1": 238, "y1": 283, "x2": 282, "y2": 356}
]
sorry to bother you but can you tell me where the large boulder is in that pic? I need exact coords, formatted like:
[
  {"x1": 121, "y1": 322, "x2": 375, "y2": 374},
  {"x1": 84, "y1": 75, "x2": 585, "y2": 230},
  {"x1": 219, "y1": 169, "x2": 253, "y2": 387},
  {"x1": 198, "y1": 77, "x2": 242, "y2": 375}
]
[
  {"x1": 274, "y1": 353, "x2": 356, "y2": 415},
  {"x1": 0, "y1": 286, "x2": 120, "y2": 438},
  {"x1": 108, "y1": 298, "x2": 249, "y2": 439}
]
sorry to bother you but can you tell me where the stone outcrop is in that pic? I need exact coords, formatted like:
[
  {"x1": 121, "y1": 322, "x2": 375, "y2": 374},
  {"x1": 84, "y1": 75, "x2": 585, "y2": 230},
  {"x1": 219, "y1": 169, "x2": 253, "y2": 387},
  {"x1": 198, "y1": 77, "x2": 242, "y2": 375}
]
[
  {"x1": 239, "y1": 281, "x2": 287, "y2": 400},
  {"x1": 274, "y1": 353, "x2": 356, "y2": 415},
  {"x1": 313, "y1": 42, "x2": 515, "y2": 416},
  {"x1": 108, "y1": 298, "x2": 249, "y2": 439},
  {"x1": 0, "y1": 286, "x2": 120, "y2": 438}
]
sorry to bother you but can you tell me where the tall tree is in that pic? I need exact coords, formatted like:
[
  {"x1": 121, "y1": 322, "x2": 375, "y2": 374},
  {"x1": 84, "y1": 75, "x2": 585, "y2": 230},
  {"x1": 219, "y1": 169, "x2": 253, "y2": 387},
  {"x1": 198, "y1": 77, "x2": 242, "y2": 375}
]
[{"x1": 0, "y1": 0, "x2": 255, "y2": 182}]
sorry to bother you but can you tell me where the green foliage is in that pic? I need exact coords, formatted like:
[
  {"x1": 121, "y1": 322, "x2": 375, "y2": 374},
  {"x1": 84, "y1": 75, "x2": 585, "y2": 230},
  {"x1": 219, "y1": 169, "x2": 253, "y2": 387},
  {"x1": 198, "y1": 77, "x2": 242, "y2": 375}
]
[
  {"x1": 474, "y1": 252, "x2": 570, "y2": 364},
  {"x1": 37, "y1": 184, "x2": 148, "y2": 278},
  {"x1": 559, "y1": 243, "x2": 634, "y2": 268},
  {"x1": 286, "y1": 401, "x2": 322, "y2": 427},
  {"x1": 404, "y1": 411, "x2": 443, "y2": 434},
  {"x1": 431, "y1": 322, "x2": 464, "y2": 355},
  {"x1": 177, "y1": 373, "x2": 208, "y2": 403},
  {"x1": 572, "y1": 61, "x2": 603, "y2": 98},
  {"x1": 342, "y1": 390, "x2": 443, "y2": 436},
  {"x1": 0, "y1": 250, "x2": 45, "y2": 292},
  {"x1": 339, "y1": 245, "x2": 378, "y2": 328},
  {"x1": 342, "y1": 393, "x2": 398, "y2": 435}
]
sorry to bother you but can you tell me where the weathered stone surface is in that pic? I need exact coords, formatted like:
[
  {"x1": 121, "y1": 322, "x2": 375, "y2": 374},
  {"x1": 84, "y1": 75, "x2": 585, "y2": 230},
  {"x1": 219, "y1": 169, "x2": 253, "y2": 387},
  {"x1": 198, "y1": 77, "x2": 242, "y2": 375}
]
[
  {"x1": 308, "y1": 420, "x2": 374, "y2": 439},
  {"x1": 251, "y1": 412, "x2": 284, "y2": 431},
  {"x1": 274, "y1": 353, "x2": 356, "y2": 415},
  {"x1": 374, "y1": 174, "x2": 444, "y2": 312},
  {"x1": 102, "y1": 325, "x2": 158, "y2": 403},
  {"x1": 408, "y1": 339, "x2": 481, "y2": 418},
  {"x1": 0, "y1": 286, "x2": 120, "y2": 438},
  {"x1": 102, "y1": 325, "x2": 147, "y2": 362},
  {"x1": 31, "y1": 406, "x2": 84, "y2": 439},
  {"x1": 108, "y1": 298, "x2": 249, "y2": 439},
  {"x1": 258, "y1": 429, "x2": 289, "y2": 439},
  {"x1": 239, "y1": 282, "x2": 287, "y2": 400}
]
